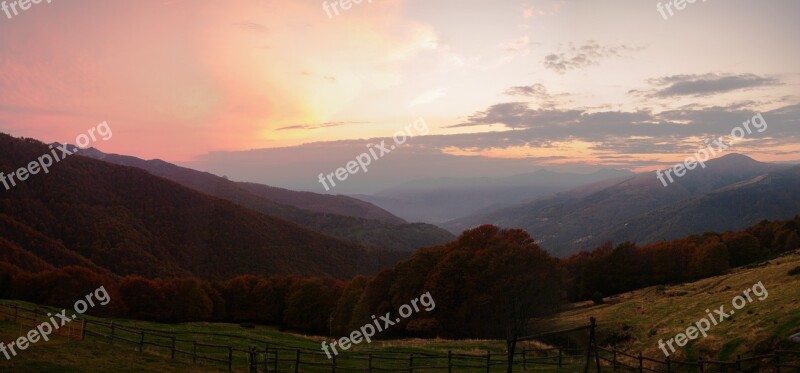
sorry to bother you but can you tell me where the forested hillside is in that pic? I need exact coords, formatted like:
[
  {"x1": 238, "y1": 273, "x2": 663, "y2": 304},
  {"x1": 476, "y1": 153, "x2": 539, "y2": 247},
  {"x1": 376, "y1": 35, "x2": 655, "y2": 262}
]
[
  {"x1": 82, "y1": 149, "x2": 454, "y2": 252},
  {"x1": 0, "y1": 134, "x2": 405, "y2": 280},
  {"x1": 1, "y1": 213, "x2": 797, "y2": 339}
]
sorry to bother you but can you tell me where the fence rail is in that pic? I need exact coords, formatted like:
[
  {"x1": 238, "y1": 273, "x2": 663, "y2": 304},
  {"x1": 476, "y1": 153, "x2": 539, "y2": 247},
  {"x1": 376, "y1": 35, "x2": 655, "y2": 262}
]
[
  {"x1": 0, "y1": 303, "x2": 85, "y2": 340},
  {"x1": 596, "y1": 345, "x2": 800, "y2": 373},
  {"x1": 246, "y1": 346, "x2": 585, "y2": 373}
]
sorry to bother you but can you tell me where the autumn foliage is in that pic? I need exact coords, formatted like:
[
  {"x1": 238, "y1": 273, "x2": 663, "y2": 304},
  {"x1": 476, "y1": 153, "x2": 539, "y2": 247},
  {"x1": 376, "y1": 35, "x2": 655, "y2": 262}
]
[
  {"x1": 0, "y1": 225, "x2": 564, "y2": 338},
  {"x1": 1, "y1": 217, "x2": 798, "y2": 339},
  {"x1": 562, "y1": 217, "x2": 800, "y2": 301},
  {"x1": 0, "y1": 134, "x2": 407, "y2": 281}
]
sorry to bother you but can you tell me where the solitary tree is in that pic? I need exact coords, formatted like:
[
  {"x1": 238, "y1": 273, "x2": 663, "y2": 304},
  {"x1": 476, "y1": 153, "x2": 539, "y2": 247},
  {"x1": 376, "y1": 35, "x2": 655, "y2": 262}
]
[{"x1": 424, "y1": 225, "x2": 565, "y2": 371}]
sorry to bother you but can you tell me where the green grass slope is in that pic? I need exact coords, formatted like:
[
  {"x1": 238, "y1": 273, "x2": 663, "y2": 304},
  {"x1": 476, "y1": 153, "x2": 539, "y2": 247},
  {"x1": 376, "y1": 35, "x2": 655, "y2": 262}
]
[
  {"x1": 0, "y1": 299, "x2": 577, "y2": 372},
  {"x1": 546, "y1": 249, "x2": 800, "y2": 360},
  {"x1": 0, "y1": 320, "x2": 226, "y2": 372}
]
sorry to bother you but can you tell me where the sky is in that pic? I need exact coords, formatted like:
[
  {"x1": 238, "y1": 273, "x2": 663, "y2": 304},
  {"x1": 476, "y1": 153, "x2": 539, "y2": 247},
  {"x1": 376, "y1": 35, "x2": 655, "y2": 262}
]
[{"x1": 0, "y1": 0, "x2": 798, "y2": 193}]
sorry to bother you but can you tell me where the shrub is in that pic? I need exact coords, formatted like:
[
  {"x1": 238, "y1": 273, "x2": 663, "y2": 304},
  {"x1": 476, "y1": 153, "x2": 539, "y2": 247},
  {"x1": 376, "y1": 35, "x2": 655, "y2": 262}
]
[{"x1": 591, "y1": 291, "x2": 604, "y2": 305}]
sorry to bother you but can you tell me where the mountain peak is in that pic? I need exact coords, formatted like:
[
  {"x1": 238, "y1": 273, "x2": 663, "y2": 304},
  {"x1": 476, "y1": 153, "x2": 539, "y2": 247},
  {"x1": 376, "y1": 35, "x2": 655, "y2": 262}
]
[
  {"x1": 714, "y1": 153, "x2": 758, "y2": 162},
  {"x1": 706, "y1": 153, "x2": 762, "y2": 170}
]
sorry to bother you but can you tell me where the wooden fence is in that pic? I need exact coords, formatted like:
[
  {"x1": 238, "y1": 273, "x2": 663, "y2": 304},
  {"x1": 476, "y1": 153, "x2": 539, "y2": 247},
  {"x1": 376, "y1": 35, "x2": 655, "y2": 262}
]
[
  {"x1": 0, "y1": 303, "x2": 85, "y2": 340},
  {"x1": 596, "y1": 345, "x2": 800, "y2": 373},
  {"x1": 247, "y1": 346, "x2": 586, "y2": 372},
  {"x1": 82, "y1": 316, "x2": 586, "y2": 372},
  {"x1": 1, "y1": 302, "x2": 797, "y2": 372}
]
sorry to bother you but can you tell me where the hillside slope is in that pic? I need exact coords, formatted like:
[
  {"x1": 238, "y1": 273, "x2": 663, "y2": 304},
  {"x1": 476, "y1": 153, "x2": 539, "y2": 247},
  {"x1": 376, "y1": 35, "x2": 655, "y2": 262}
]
[
  {"x1": 81, "y1": 149, "x2": 453, "y2": 251},
  {"x1": 547, "y1": 250, "x2": 800, "y2": 360},
  {"x1": 237, "y1": 181, "x2": 404, "y2": 224},
  {"x1": 0, "y1": 134, "x2": 405, "y2": 280},
  {"x1": 445, "y1": 154, "x2": 793, "y2": 256},
  {"x1": 610, "y1": 165, "x2": 800, "y2": 243}
]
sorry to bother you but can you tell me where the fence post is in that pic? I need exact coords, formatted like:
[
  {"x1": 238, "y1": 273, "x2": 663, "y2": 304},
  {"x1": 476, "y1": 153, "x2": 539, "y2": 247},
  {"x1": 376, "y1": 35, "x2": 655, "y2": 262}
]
[
  {"x1": 665, "y1": 356, "x2": 670, "y2": 373},
  {"x1": 264, "y1": 343, "x2": 269, "y2": 373},
  {"x1": 409, "y1": 353, "x2": 414, "y2": 373},
  {"x1": 486, "y1": 351, "x2": 491, "y2": 373},
  {"x1": 171, "y1": 337, "x2": 176, "y2": 359},
  {"x1": 139, "y1": 331, "x2": 144, "y2": 352},
  {"x1": 638, "y1": 352, "x2": 643, "y2": 373},
  {"x1": 698, "y1": 358, "x2": 704, "y2": 373},
  {"x1": 250, "y1": 347, "x2": 257, "y2": 373},
  {"x1": 193, "y1": 340, "x2": 197, "y2": 364},
  {"x1": 110, "y1": 321, "x2": 115, "y2": 344},
  {"x1": 294, "y1": 349, "x2": 301, "y2": 373},
  {"x1": 558, "y1": 348, "x2": 563, "y2": 368},
  {"x1": 448, "y1": 350, "x2": 452, "y2": 373},
  {"x1": 332, "y1": 354, "x2": 336, "y2": 373},
  {"x1": 274, "y1": 349, "x2": 278, "y2": 372},
  {"x1": 80, "y1": 319, "x2": 86, "y2": 340},
  {"x1": 736, "y1": 354, "x2": 741, "y2": 372},
  {"x1": 613, "y1": 348, "x2": 618, "y2": 370},
  {"x1": 585, "y1": 317, "x2": 597, "y2": 373},
  {"x1": 776, "y1": 350, "x2": 781, "y2": 373},
  {"x1": 228, "y1": 346, "x2": 234, "y2": 372},
  {"x1": 522, "y1": 349, "x2": 527, "y2": 370},
  {"x1": 369, "y1": 353, "x2": 373, "y2": 373}
]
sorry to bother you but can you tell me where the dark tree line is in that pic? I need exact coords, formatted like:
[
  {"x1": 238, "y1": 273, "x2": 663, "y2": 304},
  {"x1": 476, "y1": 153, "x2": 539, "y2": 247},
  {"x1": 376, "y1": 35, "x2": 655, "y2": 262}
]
[
  {"x1": 0, "y1": 225, "x2": 563, "y2": 339},
  {"x1": 563, "y1": 216, "x2": 800, "y2": 301},
  {"x1": 1, "y1": 216, "x2": 798, "y2": 339}
]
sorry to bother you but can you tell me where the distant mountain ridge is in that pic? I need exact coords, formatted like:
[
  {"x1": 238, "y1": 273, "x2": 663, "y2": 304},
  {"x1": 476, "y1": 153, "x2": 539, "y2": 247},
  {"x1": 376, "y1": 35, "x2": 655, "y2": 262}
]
[
  {"x1": 80, "y1": 148, "x2": 453, "y2": 252},
  {"x1": 0, "y1": 133, "x2": 406, "y2": 280},
  {"x1": 354, "y1": 168, "x2": 634, "y2": 223},
  {"x1": 444, "y1": 154, "x2": 800, "y2": 257},
  {"x1": 610, "y1": 163, "x2": 800, "y2": 243},
  {"x1": 236, "y1": 182, "x2": 405, "y2": 224}
]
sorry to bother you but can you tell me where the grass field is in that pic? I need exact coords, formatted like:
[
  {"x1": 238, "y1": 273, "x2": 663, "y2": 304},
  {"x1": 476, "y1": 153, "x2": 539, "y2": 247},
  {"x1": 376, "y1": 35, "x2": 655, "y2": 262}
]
[
  {"x1": 544, "y1": 249, "x2": 800, "y2": 361},
  {"x1": 0, "y1": 300, "x2": 580, "y2": 372},
  {"x1": 0, "y1": 320, "x2": 228, "y2": 372},
  {"x1": 0, "y1": 250, "x2": 798, "y2": 372}
]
